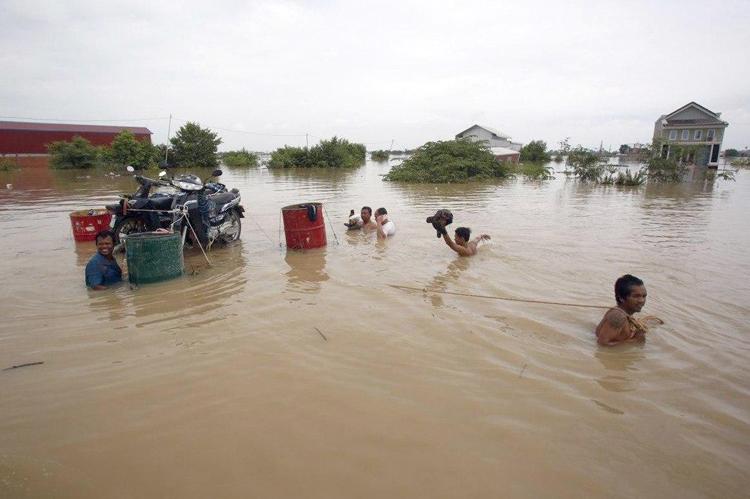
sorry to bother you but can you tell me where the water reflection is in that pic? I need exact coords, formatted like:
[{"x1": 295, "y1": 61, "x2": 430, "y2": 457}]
[
  {"x1": 424, "y1": 258, "x2": 471, "y2": 308},
  {"x1": 283, "y1": 247, "x2": 328, "y2": 294},
  {"x1": 594, "y1": 345, "x2": 645, "y2": 393}
]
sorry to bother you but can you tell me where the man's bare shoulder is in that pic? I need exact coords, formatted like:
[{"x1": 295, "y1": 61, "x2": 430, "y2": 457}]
[{"x1": 604, "y1": 308, "x2": 628, "y2": 328}]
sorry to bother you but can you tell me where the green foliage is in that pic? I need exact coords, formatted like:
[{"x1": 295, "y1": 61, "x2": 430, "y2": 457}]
[
  {"x1": 221, "y1": 148, "x2": 258, "y2": 167},
  {"x1": 730, "y1": 157, "x2": 750, "y2": 167},
  {"x1": 510, "y1": 162, "x2": 555, "y2": 180},
  {"x1": 0, "y1": 158, "x2": 19, "y2": 171},
  {"x1": 383, "y1": 139, "x2": 510, "y2": 183},
  {"x1": 371, "y1": 150, "x2": 390, "y2": 161},
  {"x1": 169, "y1": 122, "x2": 222, "y2": 168},
  {"x1": 47, "y1": 136, "x2": 102, "y2": 169},
  {"x1": 619, "y1": 144, "x2": 631, "y2": 154},
  {"x1": 519, "y1": 140, "x2": 551, "y2": 162},
  {"x1": 268, "y1": 136, "x2": 366, "y2": 168},
  {"x1": 646, "y1": 156, "x2": 686, "y2": 182},
  {"x1": 724, "y1": 148, "x2": 739, "y2": 157},
  {"x1": 600, "y1": 168, "x2": 646, "y2": 186},
  {"x1": 567, "y1": 147, "x2": 605, "y2": 182},
  {"x1": 109, "y1": 130, "x2": 159, "y2": 170},
  {"x1": 553, "y1": 153, "x2": 563, "y2": 163}
]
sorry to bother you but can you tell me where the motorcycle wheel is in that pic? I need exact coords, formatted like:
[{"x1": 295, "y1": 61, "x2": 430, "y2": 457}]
[
  {"x1": 113, "y1": 216, "x2": 148, "y2": 244},
  {"x1": 220, "y1": 209, "x2": 242, "y2": 243}
]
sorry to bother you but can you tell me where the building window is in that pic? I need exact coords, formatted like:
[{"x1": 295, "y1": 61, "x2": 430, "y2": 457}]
[
  {"x1": 669, "y1": 130, "x2": 677, "y2": 140},
  {"x1": 681, "y1": 130, "x2": 689, "y2": 140},
  {"x1": 694, "y1": 130, "x2": 702, "y2": 140},
  {"x1": 707, "y1": 129, "x2": 715, "y2": 141}
]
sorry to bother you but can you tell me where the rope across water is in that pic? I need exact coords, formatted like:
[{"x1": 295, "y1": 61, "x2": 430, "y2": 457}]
[{"x1": 389, "y1": 284, "x2": 611, "y2": 310}]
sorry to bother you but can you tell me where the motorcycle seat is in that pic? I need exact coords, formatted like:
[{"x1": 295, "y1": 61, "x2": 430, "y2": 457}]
[
  {"x1": 208, "y1": 192, "x2": 238, "y2": 205},
  {"x1": 148, "y1": 196, "x2": 174, "y2": 210}
]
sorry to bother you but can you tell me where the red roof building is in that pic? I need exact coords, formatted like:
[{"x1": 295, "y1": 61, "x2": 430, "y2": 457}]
[{"x1": 0, "y1": 121, "x2": 152, "y2": 155}]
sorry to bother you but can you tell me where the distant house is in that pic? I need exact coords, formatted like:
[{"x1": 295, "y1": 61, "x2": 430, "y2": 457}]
[
  {"x1": 456, "y1": 124, "x2": 523, "y2": 152},
  {"x1": 0, "y1": 121, "x2": 152, "y2": 167},
  {"x1": 653, "y1": 102, "x2": 728, "y2": 167}
]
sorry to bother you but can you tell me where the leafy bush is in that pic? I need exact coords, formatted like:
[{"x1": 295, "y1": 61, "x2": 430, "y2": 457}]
[
  {"x1": 268, "y1": 136, "x2": 366, "y2": 168},
  {"x1": 0, "y1": 158, "x2": 18, "y2": 171},
  {"x1": 47, "y1": 136, "x2": 102, "y2": 169},
  {"x1": 600, "y1": 168, "x2": 646, "y2": 186},
  {"x1": 646, "y1": 156, "x2": 686, "y2": 182},
  {"x1": 371, "y1": 150, "x2": 390, "y2": 161},
  {"x1": 724, "y1": 148, "x2": 739, "y2": 158},
  {"x1": 567, "y1": 147, "x2": 605, "y2": 182},
  {"x1": 383, "y1": 139, "x2": 511, "y2": 183},
  {"x1": 510, "y1": 162, "x2": 555, "y2": 180},
  {"x1": 730, "y1": 158, "x2": 750, "y2": 167},
  {"x1": 519, "y1": 140, "x2": 551, "y2": 162},
  {"x1": 108, "y1": 130, "x2": 159, "y2": 170},
  {"x1": 221, "y1": 149, "x2": 258, "y2": 167},
  {"x1": 170, "y1": 122, "x2": 222, "y2": 168}
]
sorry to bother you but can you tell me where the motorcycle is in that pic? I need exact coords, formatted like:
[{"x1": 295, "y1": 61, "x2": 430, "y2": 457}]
[{"x1": 107, "y1": 166, "x2": 244, "y2": 248}]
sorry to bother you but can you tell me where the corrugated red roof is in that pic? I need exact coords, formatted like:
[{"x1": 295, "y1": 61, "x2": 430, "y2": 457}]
[{"x1": 0, "y1": 121, "x2": 152, "y2": 135}]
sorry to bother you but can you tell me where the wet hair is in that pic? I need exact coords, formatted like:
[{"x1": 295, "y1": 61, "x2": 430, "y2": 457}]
[
  {"x1": 615, "y1": 274, "x2": 644, "y2": 304},
  {"x1": 361, "y1": 206, "x2": 372, "y2": 215},
  {"x1": 455, "y1": 227, "x2": 471, "y2": 241},
  {"x1": 349, "y1": 209, "x2": 355, "y2": 216},
  {"x1": 95, "y1": 230, "x2": 115, "y2": 243},
  {"x1": 375, "y1": 207, "x2": 387, "y2": 216}
]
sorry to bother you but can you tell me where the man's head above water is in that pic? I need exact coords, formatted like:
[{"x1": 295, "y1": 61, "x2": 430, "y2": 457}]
[
  {"x1": 95, "y1": 230, "x2": 116, "y2": 258},
  {"x1": 614, "y1": 274, "x2": 646, "y2": 314},
  {"x1": 361, "y1": 206, "x2": 372, "y2": 223}
]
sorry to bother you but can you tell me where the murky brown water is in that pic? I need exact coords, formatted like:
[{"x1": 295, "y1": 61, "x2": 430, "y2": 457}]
[{"x1": 1, "y1": 160, "x2": 748, "y2": 498}]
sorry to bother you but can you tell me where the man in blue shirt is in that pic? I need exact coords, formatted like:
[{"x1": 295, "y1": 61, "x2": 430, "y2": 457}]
[{"x1": 85, "y1": 230, "x2": 122, "y2": 290}]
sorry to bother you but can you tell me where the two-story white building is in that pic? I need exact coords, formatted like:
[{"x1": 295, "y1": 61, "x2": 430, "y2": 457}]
[{"x1": 653, "y1": 102, "x2": 729, "y2": 167}]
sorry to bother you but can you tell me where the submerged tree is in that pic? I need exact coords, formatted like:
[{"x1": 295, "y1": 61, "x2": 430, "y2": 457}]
[
  {"x1": 47, "y1": 136, "x2": 101, "y2": 169},
  {"x1": 108, "y1": 130, "x2": 159, "y2": 170},
  {"x1": 383, "y1": 139, "x2": 510, "y2": 183},
  {"x1": 169, "y1": 122, "x2": 222, "y2": 168},
  {"x1": 519, "y1": 140, "x2": 551, "y2": 163},
  {"x1": 221, "y1": 149, "x2": 258, "y2": 167},
  {"x1": 268, "y1": 137, "x2": 366, "y2": 168}
]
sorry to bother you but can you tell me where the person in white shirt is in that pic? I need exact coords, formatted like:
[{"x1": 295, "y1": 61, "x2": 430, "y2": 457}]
[{"x1": 374, "y1": 207, "x2": 396, "y2": 239}]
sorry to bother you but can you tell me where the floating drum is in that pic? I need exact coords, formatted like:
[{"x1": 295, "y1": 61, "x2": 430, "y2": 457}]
[
  {"x1": 69, "y1": 209, "x2": 112, "y2": 242},
  {"x1": 126, "y1": 232, "x2": 184, "y2": 285},
  {"x1": 282, "y1": 202, "x2": 326, "y2": 250}
]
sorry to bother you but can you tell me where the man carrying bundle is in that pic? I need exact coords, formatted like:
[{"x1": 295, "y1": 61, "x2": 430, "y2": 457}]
[
  {"x1": 595, "y1": 274, "x2": 656, "y2": 346},
  {"x1": 442, "y1": 227, "x2": 490, "y2": 256}
]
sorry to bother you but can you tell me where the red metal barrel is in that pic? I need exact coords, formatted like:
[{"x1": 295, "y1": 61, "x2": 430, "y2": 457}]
[
  {"x1": 69, "y1": 209, "x2": 112, "y2": 242},
  {"x1": 282, "y1": 203, "x2": 326, "y2": 250}
]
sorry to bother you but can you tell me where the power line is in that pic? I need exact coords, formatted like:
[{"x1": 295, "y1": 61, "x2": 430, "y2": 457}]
[{"x1": 172, "y1": 116, "x2": 307, "y2": 137}]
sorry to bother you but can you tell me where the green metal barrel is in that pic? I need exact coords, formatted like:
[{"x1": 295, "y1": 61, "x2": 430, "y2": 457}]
[{"x1": 126, "y1": 232, "x2": 184, "y2": 285}]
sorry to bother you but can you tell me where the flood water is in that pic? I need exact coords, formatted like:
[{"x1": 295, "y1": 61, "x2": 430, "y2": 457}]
[{"x1": 1, "y1": 160, "x2": 748, "y2": 498}]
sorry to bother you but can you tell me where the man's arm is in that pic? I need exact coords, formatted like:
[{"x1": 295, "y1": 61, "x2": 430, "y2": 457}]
[
  {"x1": 442, "y1": 233, "x2": 472, "y2": 256},
  {"x1": 596, "y1": 310, "x2": 629, "y2": 346},
  {"x1": 85, "y1": 262, "x2": 108, "y2": 290}
]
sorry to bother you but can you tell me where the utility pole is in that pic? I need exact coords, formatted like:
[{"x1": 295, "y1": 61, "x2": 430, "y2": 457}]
[
  {"x1": 389, "y1": 139, "x2": 394, "y2": 153},
  {"x1": 164, "y1": 114, "x2": 172, "y2": 163},
  {"x1": 306, "y1": 133, "x2": 309, "y2": 148}
]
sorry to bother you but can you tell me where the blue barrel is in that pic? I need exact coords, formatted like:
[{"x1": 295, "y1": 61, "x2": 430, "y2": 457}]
[{"x1": 126, "y1": 232, "x2": 184, "y2": 285}]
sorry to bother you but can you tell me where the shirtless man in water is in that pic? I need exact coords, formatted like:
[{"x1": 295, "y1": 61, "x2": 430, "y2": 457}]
[
  {"x1": 442, "y1": 227, "x2": 490, "y2": 256},
  {"x1": 595, "y1": 274, "x2": 649, "y2": 346}
]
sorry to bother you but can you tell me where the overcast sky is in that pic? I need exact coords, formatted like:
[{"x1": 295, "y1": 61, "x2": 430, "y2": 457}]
[{"x1": 1, "y1": 0, "x2": 748, "y2": 151}]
